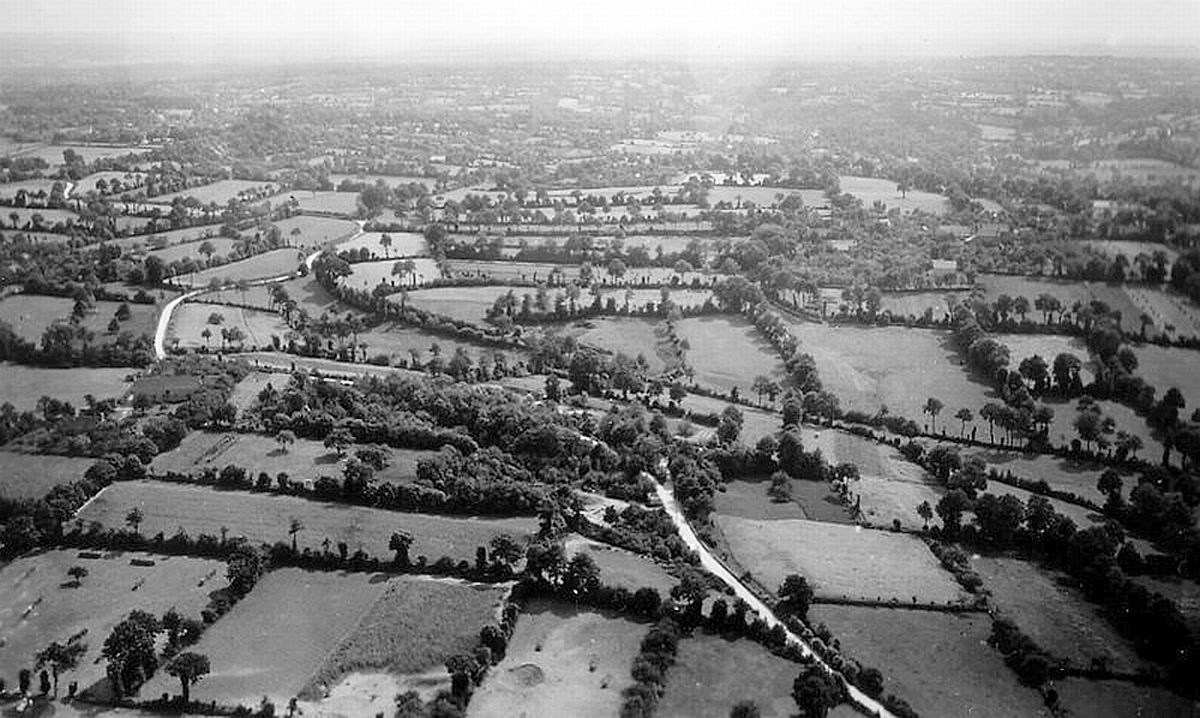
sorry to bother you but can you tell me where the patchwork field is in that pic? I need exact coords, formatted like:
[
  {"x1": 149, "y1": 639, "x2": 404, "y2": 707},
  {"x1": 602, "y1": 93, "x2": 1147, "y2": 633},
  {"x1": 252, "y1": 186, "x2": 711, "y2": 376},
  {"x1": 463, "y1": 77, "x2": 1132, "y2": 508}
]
[
  {"x1": 786, "y1": 321, "x2": 990, "y2": 428},
  {"x1": 150, "y1": 431, "x2": 433, "y2": 486},
  {"x1": 77, "y1": 480, "x2": 537, "y2": 562},
  {"x1": 809, "y1": 606, "x2": 1047, "y2": 718},
  {"x1": 0, "y1": 363, "x2": 133, "y2": 410},
  {"x1": 658, "y1": 634, "x2": 816, "y2": 718},
  {"x1": 201, "y1": 274, "x2": 343, "y2": 313},
  {"x1": 182, "y1": 249, "x2": 307, "y2": 287},
  {"x1": 168, "y1": 303, "x2": 289, "y2": 351},
  {"x1": 0, "y1": 451, "x2": 94, "y2": 499},
  {"x1": 1056, "y1": 678, "x2": 1197, "y2": 718},
  {"x1": 716, "y1": 516, "x2": 966, "y2": 604},
  {"x1": 0, "y1": 549, "x2": 223, "y2": 697},
  {"x1": 468, "y1": 600, "x2": 648, "y2": 718},
  {"x1": 140, "y1": 568, "x2": 385, "y2": 707},
  {"x1": 971, "y1": 556, "x2": 1147, "y2": 674},
  {"x1": 147, "y1": 179, "x2": 279, "y2": 206},
  {"x1": 676, "y1": 316, "x2": 787, "y2": 398}
]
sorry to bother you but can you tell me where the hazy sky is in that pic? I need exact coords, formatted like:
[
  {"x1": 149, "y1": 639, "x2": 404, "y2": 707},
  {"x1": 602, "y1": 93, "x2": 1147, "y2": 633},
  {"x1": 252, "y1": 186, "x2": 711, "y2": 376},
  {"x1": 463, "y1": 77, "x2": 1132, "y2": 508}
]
[{"x1": 5, "y1": 0, "x2": 1199, "y2": 64}]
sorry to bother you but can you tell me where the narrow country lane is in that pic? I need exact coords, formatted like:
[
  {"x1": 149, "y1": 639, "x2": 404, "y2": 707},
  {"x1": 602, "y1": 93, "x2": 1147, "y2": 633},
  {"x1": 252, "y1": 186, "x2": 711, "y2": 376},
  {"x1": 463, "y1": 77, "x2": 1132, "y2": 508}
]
[{"x1": 648, "y1": 477, "x2": 897, "y2": 718}]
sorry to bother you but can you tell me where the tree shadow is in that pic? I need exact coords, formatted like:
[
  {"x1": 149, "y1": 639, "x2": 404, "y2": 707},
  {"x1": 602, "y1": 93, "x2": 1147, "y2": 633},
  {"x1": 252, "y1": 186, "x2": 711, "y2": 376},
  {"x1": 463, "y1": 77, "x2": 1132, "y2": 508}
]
[{"x1": 315, "y1": 452, "x2": 341, "y2": 465}]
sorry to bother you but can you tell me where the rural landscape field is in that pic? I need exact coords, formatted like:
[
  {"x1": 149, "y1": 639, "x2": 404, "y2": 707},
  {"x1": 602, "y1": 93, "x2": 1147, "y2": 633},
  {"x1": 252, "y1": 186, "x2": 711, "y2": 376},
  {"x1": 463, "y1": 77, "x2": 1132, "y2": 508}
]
[{"x1": 1, "y1": 6, "x2": 1199, "y2": 718}]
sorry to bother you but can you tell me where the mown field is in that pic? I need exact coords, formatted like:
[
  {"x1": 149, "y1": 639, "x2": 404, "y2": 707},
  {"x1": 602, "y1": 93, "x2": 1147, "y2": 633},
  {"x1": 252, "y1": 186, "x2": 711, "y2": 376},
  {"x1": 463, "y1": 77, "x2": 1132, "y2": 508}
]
[
  {"x1": 169, "y1": 303, "x2": 289, "y2": 351},
  {"x1": 1124, "y1": 285, "x2": 1200, "y2": 339},
  {"x1": 676, "y1": 316, "x2": 786, "y2": 398},
  {"x1": 808, "y1": 606, "x2": 1047, "y2": 718},
  {"x1": 182, "y1": 249, "x2": 307, "y2": 288},
  {"x1": 0, "y1": 451, "x2": 94, "y2": 499},
  {"x1": 77, "y1": 480, "x2": 537, "y2": 562},
  {"x1": 716, "y1": 516, "x2": 966, "y2": 605},
  {"x1": 303, "y1": 577, "x2": 507, "y2": 699},
  {"x1": 0, "y1": 363, "x2": 133, "y2": 411},
  {"x1": 971, "y1": 556, "x2": 1148, "y2": 674},
  {"x1": 715, "y1": 476, "x2": 852, "y2": 524},
  {"x1": 0, "y1": 549, "x2": 223, "y2": 697},
  {"x1": 468, "y1": 600, "x2": 648, "y2": 718},
  {"x1": 140, "y1": 568, "x2": 385, "y2": 707},
  {"x1": 150, "y1": 431, "x2": 433, "y2": 486}
]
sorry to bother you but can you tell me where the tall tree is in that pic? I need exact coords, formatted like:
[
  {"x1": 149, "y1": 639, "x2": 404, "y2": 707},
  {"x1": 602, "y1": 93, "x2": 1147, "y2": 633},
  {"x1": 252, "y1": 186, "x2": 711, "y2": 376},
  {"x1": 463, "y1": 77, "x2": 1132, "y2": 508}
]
[{"x1": 165, "y1": 652, "x2": 210, "y2": 705}]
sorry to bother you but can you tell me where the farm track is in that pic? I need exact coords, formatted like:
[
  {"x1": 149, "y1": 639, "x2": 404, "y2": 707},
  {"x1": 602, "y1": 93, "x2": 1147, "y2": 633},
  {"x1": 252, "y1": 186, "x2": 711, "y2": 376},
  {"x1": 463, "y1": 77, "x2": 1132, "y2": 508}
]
[{"x1": 153, "y1": 222, "x2": 364, "y2": 360}]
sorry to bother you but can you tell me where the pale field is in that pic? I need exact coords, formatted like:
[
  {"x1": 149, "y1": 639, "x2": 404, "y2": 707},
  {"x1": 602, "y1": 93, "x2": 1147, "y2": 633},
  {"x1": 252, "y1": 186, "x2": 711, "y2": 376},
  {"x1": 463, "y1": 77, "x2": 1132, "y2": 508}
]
[
  {"x1": 1055, "y1": 678, "x2": 1198, "y2": 718},
  {"x1": 168, "y1": 303, "x2": 289, "y2": 351},
  {"x1": 837, "y1": 175, "x2": 953, "y2": 214},
  {"x1": 444, "y1": 259, "x2": 579, "y2": 283},
  {"x1": 563, "y1": 534, "x2": 677, "y2": 595},
  {"x1": 0, "y1": 451, "x2": 94, "y2": 499},
  {"x1": 0, "y1": 207, "x2": 82, "y2": 229},
  {"x1": 978, "y1": 274, "x2": 1144, "y2": 336},
  {"x1": 8, "y1": 144, "x2": 149, "y2": 167},
  {"x1": 468, "y1": 600, "x2": 648, "y2": 718},
  {"x1": 338, "y1": 231, "x2": 427, "y2": 257},
  {"x1": 329, "y1": 173, "x2": 433, "y2": 188},
  {"x1": 0, "y1": 363, "x2": 134, "y2": 410},
  {"x1": 139, "y1": 568, "x2": 386, "y2": 707},
  {"x1": 880, "y1": 291, "x2": 969, "y2": 319},
  {"x1": 961, "y1": 447, "x2": 1123, "y2": 506},
  {"x1": 996, "y1": 332, "x2": 1093, "y2": 383},
  {"x1": 971, "y1": 555, "x2": 1148, "y2": 674},
  {"x1": 102, "y1": 225, "x2": 225, "y2": 252},
  {"x1": 1132, "y1": 344, "x2": 1200, "y2": 411},
  {"x1": 230, "y1": 352, "x2": 427, "y2": 381},
  {"x1": 344, "y1": 258, "x2": 442, "y2": 291},
  {"x1": 570, "y1": 317, "x2": 674, "y2": 373},
  {"x1": 0, "y1": 178, "x2": 64, "y2": 200},
  {"x1": 75, "y1": 170, "x2": 146, "y2": 194},
  {"x1": 293, "y1": 191, "x2": 360, "y2": 215},
  {"x1": 659, "y1": 633, "x2": 827, "y2": 718},
  {"x1": 149, "y1": 431, "x2": 433, "y2": 486},
  {"x1": 147, "y1": 179, "x2": 280, "y2": 205},
  {"x1": 227, "y1": 371, "x2": 276, "y2": 411},
  {"x1": 182, "y1": 249, "x2": 308, "y2": 287},
  {"x1": 148, "y1": 236, "x2": 237, "y2": 265},
  {"x1": 716, "y1": 516, "x2": 966, "y2": 605},
  {"x1": 786, "y1": 321, "x2": 992, "y2": 427},
  {"x1": 0, "y1": 549, "x2": 223, "y2": 697},
  {"x1": 77, "y1": 480, "x2": 537, "y2": 562},
  {"x1": 676, "y1": 316, "x2": 787, "y2": 398},
  {"x1": 358, "y1": 322, "x2": 519, "y2": 366},
  {"x1": 201, "y1": 274, "x2": 342, "y2": 313},
  {"x1": 270, "y1": 215, "x2": 359, "y2": 250},
  {"x1": 809, "y1": 606, "x2": 1049, "y2": 718},
  {"x1": 1124, "y1": 285, "x2": 1200, "y2": 339}
]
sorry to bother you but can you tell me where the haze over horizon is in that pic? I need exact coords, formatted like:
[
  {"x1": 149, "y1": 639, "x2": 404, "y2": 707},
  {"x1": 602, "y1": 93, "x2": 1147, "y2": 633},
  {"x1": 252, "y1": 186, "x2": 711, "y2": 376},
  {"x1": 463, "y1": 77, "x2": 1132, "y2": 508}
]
[{"x1": 3, "y1": 0, "x2": 1199, "y2": 67}]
